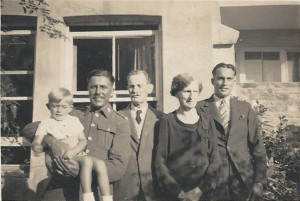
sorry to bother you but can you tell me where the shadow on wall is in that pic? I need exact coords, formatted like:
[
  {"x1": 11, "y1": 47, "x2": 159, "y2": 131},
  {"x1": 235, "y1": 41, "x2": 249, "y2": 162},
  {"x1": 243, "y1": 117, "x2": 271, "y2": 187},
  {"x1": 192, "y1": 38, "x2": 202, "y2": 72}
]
[{"x1": 1, "y1": 171, "x2": 50, "y2": 201}]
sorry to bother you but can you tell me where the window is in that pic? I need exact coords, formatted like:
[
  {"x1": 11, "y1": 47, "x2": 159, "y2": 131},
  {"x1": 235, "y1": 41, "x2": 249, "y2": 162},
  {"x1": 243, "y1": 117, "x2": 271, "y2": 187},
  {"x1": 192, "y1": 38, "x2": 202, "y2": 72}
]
[
  {"x1": 1, "y1": 29, "x2": 35, "y2": 176},
  {"x1": 236, "y1": 48, "x2": 300, "y2": 83},
  {"x1": 244, "y1": 51, "x2": 281, "y2": 82},
  {"x1": 65, "y1": 16, "x2": 162, "y2": 110},
  {"x1": 1, "y1": 31, "x2": 34, "y2": 136}
]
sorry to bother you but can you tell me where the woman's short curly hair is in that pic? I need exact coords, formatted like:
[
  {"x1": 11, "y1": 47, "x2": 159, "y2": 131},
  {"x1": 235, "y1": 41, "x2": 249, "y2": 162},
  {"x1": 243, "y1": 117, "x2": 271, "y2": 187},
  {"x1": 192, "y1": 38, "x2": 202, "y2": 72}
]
[{"x1": 170, "y1": 73, "x2": 202, "y2": 96}]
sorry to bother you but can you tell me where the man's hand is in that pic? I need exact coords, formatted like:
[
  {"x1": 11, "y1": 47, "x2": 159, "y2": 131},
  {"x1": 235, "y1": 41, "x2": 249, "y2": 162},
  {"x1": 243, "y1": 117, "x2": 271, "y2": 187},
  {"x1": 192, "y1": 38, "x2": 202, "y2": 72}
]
[
  {"x1": 247, "y1": 182, "x2": 264, "y2": 201},
  {"x1": 42, "y1": 135, "x2": 79, "y2": 177},
  {"x1": 63, "y1": 150, "x2": 77, "y2": 160},
  {"x1": 184, "y1": 187, "x2": 203, "y2": 201},
  {"x1": 53, "y1": 157, "x2": 79, "y2": 178}
]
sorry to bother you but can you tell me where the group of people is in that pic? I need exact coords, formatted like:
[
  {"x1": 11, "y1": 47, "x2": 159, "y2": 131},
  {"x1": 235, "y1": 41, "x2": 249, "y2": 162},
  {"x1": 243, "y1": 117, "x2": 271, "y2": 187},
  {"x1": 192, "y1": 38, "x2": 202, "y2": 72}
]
[{"x1": 24, "y1": 63, "x2": 267, "y2": 201}]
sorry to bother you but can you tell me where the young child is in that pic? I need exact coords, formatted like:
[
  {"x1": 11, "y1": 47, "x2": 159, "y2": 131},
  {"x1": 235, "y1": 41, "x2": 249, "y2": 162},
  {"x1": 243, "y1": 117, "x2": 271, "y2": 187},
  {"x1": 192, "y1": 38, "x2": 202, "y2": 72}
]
[{"x1": 32, "y1": 87, "x2": 112, "y2": 201}]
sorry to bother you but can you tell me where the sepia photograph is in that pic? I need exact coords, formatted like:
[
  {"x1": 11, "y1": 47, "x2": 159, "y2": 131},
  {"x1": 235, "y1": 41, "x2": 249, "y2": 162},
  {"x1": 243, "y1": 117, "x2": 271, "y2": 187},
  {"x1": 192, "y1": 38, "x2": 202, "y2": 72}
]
[{"x1": 1, "y1": 0, "x2": 300, "y2": 200}]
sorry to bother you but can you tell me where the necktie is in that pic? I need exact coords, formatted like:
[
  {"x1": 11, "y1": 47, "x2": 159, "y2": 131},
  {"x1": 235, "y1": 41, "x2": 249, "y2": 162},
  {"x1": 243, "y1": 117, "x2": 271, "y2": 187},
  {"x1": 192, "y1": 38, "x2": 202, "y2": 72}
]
[
  {"x1": 136, "y1": 110, "x2": 142, "y2": 124},
  {"x1": 219, "y1": 100, "x2": 229, "y2": 132}
]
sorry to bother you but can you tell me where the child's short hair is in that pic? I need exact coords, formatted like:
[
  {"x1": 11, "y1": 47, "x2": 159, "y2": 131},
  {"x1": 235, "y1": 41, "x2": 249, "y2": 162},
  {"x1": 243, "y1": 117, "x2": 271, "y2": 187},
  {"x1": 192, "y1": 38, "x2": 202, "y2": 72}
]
[{"x1": 48, "y1": 88, "x2": 73, "y2": 105}]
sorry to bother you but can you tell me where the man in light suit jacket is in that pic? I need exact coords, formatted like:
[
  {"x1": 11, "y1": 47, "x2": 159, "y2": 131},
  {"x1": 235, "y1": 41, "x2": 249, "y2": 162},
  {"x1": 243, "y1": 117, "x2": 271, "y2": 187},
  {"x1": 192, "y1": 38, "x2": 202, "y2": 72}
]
[
  {"x1": 114, "y1": 70, "x2": 164, "y2": 201},
  {"x1": 196, "y1": 63, "x2": 267, "y2": 201}
]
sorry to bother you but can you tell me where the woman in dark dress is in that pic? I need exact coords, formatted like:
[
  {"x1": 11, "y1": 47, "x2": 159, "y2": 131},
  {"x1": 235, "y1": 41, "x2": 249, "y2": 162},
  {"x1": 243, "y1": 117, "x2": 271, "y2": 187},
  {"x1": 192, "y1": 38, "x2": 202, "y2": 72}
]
[{"x1": 155, "y1": 73, "x2": 219, "y2": 201}]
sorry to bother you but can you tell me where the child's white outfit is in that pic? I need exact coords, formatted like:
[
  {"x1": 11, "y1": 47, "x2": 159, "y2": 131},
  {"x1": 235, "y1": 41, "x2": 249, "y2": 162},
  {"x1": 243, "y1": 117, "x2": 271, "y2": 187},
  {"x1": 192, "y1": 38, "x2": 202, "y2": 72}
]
[
  {"x1": 35, "y1": 115, "x2": 84, "y2": 149},
  {"x1": 36, "y1": 115, "x2": 112, "y2": 201}
]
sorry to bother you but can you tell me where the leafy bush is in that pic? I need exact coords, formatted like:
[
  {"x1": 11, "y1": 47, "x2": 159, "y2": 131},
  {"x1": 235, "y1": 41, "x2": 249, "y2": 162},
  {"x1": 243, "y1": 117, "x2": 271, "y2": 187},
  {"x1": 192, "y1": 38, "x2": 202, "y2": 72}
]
[{"x1": 252, "y1": 99, "x2": 300, "y2": 201}]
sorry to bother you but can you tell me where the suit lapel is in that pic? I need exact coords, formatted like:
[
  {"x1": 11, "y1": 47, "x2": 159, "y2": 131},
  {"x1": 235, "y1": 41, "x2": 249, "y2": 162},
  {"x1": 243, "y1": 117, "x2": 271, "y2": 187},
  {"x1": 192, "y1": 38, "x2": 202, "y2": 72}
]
[
  {"x1": 141, "y1": 108, "x2": 157, "y2": 140},
  {"x1": 123, "y1": 106, "x2": 140, "y2": 144},
  {"x1": 198, "y1": 95, "x2": 226, "y2": 142},
  {"x1": 138, "y1": 108, "x2": 157, "y2": 155},
  {"x1": 199, "y1": 95, "x2": 222, "y2": 125}
]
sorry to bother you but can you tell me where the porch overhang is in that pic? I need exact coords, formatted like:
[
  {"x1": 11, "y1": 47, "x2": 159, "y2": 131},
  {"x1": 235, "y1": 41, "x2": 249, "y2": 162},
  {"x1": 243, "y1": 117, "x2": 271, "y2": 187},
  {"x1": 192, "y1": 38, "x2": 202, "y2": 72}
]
[{"x1": 220, "y1": 5, "x2": 300, "y2": 30}]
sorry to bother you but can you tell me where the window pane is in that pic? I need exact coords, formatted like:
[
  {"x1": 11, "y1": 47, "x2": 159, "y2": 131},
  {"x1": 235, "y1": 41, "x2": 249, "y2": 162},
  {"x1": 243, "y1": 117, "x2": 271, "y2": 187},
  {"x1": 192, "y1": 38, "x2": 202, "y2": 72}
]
[
  {"x1": 74, "y1": 39, "x2": 112, "y2": 91},
  {"x1": 263, "y1": 52, "x2": 280, "y2": 60},
  {"x1": 1, "y1": 35, "x2": 35, "y2": 71},
  {"x1": 262, "y1": 52, "x2": 281, "y2": 82},
  {"x1": 244, "y1": 52, "x2": 262, "y2": 82},
  {"x1": 244, "y1": 51, "x2": 281, "y2": 82},
  {"x1": 245, "y1": 52, "x2": 262, "y2": 60},
  {"x1": 287, "y1": 52, "x2": 300, "y2": 82},
  {"x1": 1, "y1": 147, "x2": 31, "y2": 165},
  {"x1": 115, "y1": 36, "x2": 155, "y2": 90},
  {"x1": 1, "y1": 75, "x2": 33, "y2": 97},
  {"x1": 1, "y1": 100, "x2": 33, "y2": 137}
]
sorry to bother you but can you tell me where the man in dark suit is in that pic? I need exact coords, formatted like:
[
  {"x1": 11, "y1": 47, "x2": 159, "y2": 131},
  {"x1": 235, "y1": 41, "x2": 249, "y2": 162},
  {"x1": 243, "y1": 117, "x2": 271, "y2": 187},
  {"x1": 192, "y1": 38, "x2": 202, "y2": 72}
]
[
  {"x1": 114, "y1": 70, "x2": 164, "y2": 201},
  {"x1": 196, "y1": 63, "x2": 267, "y2": 201}
]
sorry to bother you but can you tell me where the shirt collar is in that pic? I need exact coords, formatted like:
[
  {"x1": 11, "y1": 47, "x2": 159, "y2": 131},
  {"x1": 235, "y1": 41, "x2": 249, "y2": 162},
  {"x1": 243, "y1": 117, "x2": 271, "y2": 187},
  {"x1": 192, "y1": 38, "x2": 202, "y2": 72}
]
[
  {"x1": 213, "y1": 94, "x2": 230, "y2": 107},
  {"x1": 130, "y1": 103, "x2": 148, "y2": 114},
  {"x1": 85, "y1": 103, "x2": 113, "y2": 118}
]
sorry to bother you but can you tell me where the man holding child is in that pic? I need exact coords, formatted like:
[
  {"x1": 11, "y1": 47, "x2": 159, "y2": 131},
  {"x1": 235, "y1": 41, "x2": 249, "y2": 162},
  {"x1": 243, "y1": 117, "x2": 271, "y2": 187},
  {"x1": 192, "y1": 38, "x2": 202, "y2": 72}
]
[{"x1": 25, "y1": 70, "x2": 131, "y2": 201}]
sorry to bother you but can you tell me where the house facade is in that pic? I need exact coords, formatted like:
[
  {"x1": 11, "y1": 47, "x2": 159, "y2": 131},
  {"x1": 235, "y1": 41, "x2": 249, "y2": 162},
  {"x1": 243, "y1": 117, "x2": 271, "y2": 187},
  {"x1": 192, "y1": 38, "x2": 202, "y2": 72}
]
[{"x1": 1, "y1": 1, "x2": 299, "y2": 200}]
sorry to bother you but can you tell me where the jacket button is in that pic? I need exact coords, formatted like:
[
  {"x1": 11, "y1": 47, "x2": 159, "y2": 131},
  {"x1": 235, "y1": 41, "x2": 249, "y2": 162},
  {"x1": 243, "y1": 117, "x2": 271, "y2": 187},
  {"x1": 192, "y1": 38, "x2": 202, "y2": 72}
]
[
  {"x1": 86, "y1": 149, "x2": 90, "y2": 153},
  {"x1": 95, "y1": 113, "x2": 99, "y2": 117},
  {"x1": 91, "y1": 123, "x2": 95, "y2": 127},
  {"x1": 88, "y1": 136, "x2": 92, "y2": 140}
]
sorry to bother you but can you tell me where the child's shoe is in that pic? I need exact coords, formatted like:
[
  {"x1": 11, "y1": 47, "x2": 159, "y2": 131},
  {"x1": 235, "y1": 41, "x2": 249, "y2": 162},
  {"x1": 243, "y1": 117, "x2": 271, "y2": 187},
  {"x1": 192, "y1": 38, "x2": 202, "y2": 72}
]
[
  {"x1": 102, "y1": 195, "x2": 113, "y2": 201},
  {"x1": 82, "y1": 192, "x2": 95, "y2": 201}
]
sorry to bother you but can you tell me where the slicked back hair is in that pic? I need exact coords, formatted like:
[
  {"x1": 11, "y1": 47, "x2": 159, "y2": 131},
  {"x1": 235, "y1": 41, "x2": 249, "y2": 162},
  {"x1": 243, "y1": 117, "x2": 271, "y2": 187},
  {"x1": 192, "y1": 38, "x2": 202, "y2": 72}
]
[
  {"x1": 127, "y1": 70, "x2": 151, "y2": 84},
  {"x1": 212, "y1": 63, "x2": 237, "y2": 76},
  {"x1": 87, "y1": 69, "x2": 115, "y2": 84}
]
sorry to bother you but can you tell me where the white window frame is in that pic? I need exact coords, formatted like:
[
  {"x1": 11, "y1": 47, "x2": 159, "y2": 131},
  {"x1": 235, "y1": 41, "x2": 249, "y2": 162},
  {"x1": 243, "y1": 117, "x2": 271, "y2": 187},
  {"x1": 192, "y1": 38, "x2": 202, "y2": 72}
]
[
  {"x1": 1, "y1": 30, "x2": 35, "y2": 101},
  {"x1": 1, "y1": 30, "x2": 35, "y2": 176},
  {"x1": 236, "y1": 47, "x2": 300, "y2": 83},
  {"x1": 69, "y1": 30, "x2": 161, "y2": 110}
]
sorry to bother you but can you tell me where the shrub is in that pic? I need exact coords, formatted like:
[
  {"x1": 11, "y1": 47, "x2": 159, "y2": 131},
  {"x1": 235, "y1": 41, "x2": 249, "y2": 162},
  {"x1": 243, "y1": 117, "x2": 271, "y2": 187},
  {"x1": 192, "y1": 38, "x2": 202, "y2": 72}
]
[{"x1": 252, "y1": 99, "x2": 299, "y2": 201}]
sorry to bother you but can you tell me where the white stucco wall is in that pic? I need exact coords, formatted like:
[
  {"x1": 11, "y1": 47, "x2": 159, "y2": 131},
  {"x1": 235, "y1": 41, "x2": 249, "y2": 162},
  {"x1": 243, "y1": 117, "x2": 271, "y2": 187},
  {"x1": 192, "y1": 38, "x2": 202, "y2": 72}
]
[{"x1": 2, "y1": 0, "x2": 224, "y2": 116}]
